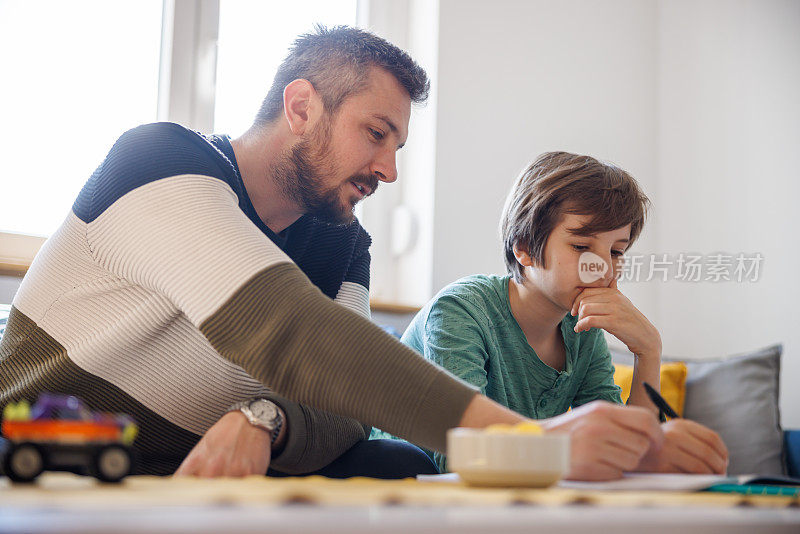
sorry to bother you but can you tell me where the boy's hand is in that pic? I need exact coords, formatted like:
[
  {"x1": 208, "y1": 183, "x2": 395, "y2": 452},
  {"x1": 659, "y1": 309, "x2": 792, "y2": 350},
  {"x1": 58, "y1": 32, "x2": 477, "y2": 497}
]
[
  {"x1": 635, "y1": 419, "x2": 729, "y2": 474},
  {"x1": 540, "y1": 401, "x2": 664, "y2": 481},
  {"x1": 570, "y1": 277, "x2": 662, "y2": 358}
]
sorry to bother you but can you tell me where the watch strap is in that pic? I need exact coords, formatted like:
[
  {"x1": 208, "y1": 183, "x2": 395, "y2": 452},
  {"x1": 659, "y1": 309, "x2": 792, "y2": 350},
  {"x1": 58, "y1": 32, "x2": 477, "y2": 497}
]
[{"x1": 268, "y1": 412, "x2": 283, "y2": 447}]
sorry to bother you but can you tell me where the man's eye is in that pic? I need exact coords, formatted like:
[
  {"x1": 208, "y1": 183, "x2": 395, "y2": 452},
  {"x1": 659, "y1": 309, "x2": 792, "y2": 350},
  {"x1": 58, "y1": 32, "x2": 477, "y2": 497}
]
[
  {"x1": 369, "y1": 128, "x2": 384, "y2": 140},
  {"x1": 572, "y1": 245, "x2": 588, "y2": 251},
  {"x1": 611, "y1": 250, "x2": 625, "y2": 257}
]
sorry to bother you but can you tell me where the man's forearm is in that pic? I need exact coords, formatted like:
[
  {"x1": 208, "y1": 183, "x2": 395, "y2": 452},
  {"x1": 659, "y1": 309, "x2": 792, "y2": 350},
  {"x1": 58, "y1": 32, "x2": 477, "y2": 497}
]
[
  {"x1": 203, "y1": 264, "x2": 478, "y2": 453},
  {"x1": 272, "y1": 391, "x2": 524, "y2": 470}
]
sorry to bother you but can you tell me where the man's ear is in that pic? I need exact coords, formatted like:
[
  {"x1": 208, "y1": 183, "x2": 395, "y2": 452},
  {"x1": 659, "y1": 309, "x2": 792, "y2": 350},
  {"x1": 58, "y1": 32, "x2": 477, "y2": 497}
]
[
  {"x1": 282, "y1": 79, "x2": 319, "y2": 136},
  {"x1": 512, "y1": 244, "x2": 535, "y2": 268}
]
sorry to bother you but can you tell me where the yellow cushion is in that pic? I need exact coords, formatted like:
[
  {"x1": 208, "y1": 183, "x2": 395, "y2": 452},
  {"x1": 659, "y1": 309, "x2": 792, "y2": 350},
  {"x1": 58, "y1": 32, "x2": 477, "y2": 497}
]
[{"x1": 613, "y1": 362, "x2": 688, "y2": 417}]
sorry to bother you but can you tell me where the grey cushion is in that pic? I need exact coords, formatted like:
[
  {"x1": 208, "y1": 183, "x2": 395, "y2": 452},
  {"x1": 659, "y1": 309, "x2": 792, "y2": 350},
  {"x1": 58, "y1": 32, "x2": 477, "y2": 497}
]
[{"x1": 609, "y1": 343, "x2": 784, "y2": 476}]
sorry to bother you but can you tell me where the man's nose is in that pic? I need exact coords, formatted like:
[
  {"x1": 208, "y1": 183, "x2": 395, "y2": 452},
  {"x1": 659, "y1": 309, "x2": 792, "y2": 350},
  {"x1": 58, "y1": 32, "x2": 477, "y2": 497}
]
[{"x1": 371, "y1": 148, "x2": 398, "y2": 183}]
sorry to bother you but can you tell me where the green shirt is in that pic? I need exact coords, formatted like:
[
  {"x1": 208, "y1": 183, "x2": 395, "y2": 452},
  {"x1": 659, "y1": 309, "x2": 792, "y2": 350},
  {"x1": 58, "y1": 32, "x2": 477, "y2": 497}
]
[{"x1": 371, "y1": 274, "x2": 622, "y2": 472}]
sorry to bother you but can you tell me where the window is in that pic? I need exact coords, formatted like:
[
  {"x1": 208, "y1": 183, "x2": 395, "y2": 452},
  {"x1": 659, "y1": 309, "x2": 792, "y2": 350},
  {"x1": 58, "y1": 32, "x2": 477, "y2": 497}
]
[
  {"x1": 0, "y1": 0, "x2": 359, "y2": 277},
  {"x1": 214, "y1": 0, "x2": 357, "y2": 137},
  {"x1": 0, "y1": 0, "x2": 356, "y2": 238},
  {"x1": 0, "y1": 0, "x2": 162, "y2": 237}
]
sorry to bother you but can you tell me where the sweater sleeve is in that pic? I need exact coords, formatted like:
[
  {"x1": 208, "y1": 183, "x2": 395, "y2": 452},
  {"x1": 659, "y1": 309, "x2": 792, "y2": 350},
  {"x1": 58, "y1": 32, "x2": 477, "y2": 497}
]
[
  {"x1": 264, "y1": 390, "x2": 370, "y2": 474},
  {"x1": 79, "y1": 134, "x2": 476, "y2": 453},
  {"x1": 270, "y1": 252, "x2": 374, "y2": 473},
  {"x1": 332, "y1": 243, "x2": 371, "y2": 319}
]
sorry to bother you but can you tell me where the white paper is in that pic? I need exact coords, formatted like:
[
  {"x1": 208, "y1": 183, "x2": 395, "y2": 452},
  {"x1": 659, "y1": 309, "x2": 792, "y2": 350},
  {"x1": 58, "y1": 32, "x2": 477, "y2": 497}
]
[
  {"x1": 558, "y1": 473, "x2": 734, "y2": 491},
  {"x1": 417, "y1": 473, "x2": 461, "y2": 484},
  {"x1": 417, "y1": 472, "x2": 735, "y2": 491}
]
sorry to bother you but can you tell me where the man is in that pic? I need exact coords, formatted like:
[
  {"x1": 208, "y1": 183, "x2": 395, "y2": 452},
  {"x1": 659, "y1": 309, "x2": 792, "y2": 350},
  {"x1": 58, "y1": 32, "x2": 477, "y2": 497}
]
[{"x1": 1, "y1": 26, "x2": 675, "y2": 480}]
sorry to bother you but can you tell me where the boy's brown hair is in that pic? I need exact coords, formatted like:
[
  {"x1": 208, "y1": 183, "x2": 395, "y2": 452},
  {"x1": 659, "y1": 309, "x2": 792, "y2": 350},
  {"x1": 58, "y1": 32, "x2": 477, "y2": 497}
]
[{"x1": 500, "y1": 151, "x2": 650, "y2": 281}]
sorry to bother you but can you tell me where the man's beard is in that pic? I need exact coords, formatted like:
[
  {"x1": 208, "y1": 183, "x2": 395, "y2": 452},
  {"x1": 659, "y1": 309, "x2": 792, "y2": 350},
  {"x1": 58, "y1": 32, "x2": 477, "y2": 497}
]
[{"x1": 273, "y1": 124, "x2": 379, "y2": 226}]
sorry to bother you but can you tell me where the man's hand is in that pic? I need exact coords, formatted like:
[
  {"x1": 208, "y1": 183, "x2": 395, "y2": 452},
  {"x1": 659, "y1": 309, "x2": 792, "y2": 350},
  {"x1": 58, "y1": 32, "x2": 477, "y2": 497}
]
[
  {"x1": 635, "y1": 419, "x2": 729, "y2": 474},
  {"x1": 570, "y1": 277, "x2": 662, "y2": 359},
  {"x1": 541, "y1": 401, "x2": 665, "y2": 481},
  {"x1": 174, "y1": 411, "x2": 272, "y2": 477}
]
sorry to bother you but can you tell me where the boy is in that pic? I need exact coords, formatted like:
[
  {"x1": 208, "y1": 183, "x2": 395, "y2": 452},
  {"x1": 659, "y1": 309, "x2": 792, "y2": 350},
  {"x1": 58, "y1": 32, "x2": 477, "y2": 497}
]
[{"x1": 374, "y1": 152, "x2": 727, "y2": 477}]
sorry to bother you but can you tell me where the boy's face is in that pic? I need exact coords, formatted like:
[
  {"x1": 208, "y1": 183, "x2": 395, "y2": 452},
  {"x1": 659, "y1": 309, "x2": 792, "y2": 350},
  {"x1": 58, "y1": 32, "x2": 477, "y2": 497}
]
[{"x1": 521, "y1": 213, "x2": 631, "y2": 313}]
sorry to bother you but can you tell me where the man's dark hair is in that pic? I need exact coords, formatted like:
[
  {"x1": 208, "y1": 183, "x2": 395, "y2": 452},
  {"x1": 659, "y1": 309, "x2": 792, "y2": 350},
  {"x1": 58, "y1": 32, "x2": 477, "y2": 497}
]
[{"x1": 254, "y1": 25, "x2": 430, "y2": 125}]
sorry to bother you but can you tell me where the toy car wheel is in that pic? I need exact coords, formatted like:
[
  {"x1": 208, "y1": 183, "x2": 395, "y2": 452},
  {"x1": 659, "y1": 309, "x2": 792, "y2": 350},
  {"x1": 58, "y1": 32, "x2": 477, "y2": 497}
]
[
  {"x1": 92, "y1": 444, "x2": 132, "y2": 483},
  {"x1": 3, "y1": 442, "x2": 45, "y2": 483}
]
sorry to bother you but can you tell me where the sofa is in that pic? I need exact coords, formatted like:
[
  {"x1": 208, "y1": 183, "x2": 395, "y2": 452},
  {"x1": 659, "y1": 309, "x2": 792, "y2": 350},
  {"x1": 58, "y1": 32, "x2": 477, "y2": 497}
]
[{"x1": 608, "y1": 342, "x2": 799, "y2": 477}]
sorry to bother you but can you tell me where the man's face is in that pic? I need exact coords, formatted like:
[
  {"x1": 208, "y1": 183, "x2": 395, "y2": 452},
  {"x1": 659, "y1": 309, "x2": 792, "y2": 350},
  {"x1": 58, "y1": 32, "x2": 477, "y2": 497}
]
[
  {"x1": 279, "y1": 67, "x2": 411, "y2": 225},
  {"x1": 525, "y1": 213, "x2": 631, "y2": 312}
]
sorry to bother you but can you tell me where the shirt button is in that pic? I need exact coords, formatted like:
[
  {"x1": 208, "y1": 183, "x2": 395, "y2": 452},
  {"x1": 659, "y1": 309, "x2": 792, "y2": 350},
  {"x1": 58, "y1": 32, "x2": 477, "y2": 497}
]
[{"x1": 539, "y1": 399, "x2": 547, "y2": 408}]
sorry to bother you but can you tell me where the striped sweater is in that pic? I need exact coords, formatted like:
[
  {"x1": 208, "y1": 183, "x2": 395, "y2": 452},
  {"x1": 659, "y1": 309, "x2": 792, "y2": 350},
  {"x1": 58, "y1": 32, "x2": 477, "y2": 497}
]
[{"x1": 0, "y1": 122, "x2": 476, "y2": 475}]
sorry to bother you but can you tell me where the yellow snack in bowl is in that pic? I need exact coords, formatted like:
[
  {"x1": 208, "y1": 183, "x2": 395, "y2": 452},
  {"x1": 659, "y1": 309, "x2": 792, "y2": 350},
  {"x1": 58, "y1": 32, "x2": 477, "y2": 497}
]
[
  {"x1": 484, "y1": 423, "x2": 514, "y2": 434},
  {"x1": 511, "y1": 421, "x2": 543, "y2": 435},
  {"x1": 483, "y1": 421, "x2": 543, "y2": 435}
]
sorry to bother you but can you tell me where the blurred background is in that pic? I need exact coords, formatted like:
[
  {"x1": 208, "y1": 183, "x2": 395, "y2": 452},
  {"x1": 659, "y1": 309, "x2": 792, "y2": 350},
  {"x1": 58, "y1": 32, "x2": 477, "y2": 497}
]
[{"x1": 0, "y1": 0, "x2": 798, "y2": 425}]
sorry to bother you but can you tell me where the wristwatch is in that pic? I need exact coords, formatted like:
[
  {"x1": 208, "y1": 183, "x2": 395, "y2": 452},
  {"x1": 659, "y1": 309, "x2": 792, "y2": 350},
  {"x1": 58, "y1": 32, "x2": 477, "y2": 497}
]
[{"x1": 228, "y1": 399, "x2": 284, "y2": 447}]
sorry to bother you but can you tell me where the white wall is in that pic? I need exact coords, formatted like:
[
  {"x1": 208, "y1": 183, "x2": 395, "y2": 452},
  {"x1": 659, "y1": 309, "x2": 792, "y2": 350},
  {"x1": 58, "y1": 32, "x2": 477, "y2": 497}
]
[
  {"x1": 432, "y1": 0, "x2": 659, "y2": 320},
  {"x1": 656, "y1": 0, "x2": 800, "y2": 425},
  {"x1": 365, "y1": 0, "x2": 800, "y2": 426}
]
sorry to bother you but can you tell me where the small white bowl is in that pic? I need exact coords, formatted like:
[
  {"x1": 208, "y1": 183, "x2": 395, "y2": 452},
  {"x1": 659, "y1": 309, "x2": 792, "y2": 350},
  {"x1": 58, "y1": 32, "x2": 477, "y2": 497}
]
[{"x1": 447, "y1": 427, "x2": 570, "y2": 487}]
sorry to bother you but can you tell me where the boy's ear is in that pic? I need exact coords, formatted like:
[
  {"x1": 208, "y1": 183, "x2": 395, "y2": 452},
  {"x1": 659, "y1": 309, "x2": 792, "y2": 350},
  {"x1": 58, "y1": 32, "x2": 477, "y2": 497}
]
[{"x1": 512, "y1": 244, "x2": 535, "y2": 268}]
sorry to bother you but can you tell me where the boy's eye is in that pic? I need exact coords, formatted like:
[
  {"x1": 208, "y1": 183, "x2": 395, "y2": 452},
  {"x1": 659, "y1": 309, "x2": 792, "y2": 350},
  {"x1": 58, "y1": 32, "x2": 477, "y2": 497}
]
[
  {"x1": 369, "y1": 128, "x2": 384, "y2": 141},
  {"x1": 572, "y1": 245, "x2": 625, "y2": 257}
]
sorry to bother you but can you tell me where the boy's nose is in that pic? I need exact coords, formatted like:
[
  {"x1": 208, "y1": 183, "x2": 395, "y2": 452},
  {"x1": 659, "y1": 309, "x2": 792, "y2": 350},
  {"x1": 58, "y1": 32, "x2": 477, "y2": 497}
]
[{"x1": 594, "y1": 255, "x2": 616, "y2": 286}]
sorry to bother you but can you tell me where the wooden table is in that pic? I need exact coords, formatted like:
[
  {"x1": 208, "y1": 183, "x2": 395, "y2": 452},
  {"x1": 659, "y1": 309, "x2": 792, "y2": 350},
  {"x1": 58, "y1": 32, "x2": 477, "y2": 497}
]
[{"x1": 1, "y1": 473, "x2": 798, "y2": 533}]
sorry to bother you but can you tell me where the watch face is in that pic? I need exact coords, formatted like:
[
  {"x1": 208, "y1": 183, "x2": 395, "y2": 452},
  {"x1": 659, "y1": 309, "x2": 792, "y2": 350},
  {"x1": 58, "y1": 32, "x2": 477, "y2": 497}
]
[{"x1": 249, "y1": 400, "x2": 278, "y2": 424}]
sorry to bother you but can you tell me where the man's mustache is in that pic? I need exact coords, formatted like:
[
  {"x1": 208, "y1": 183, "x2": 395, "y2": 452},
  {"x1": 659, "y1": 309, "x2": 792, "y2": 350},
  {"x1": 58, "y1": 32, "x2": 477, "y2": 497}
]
[{"x1": 350, "y1": 174, "x2": 380, "y2": 197}]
